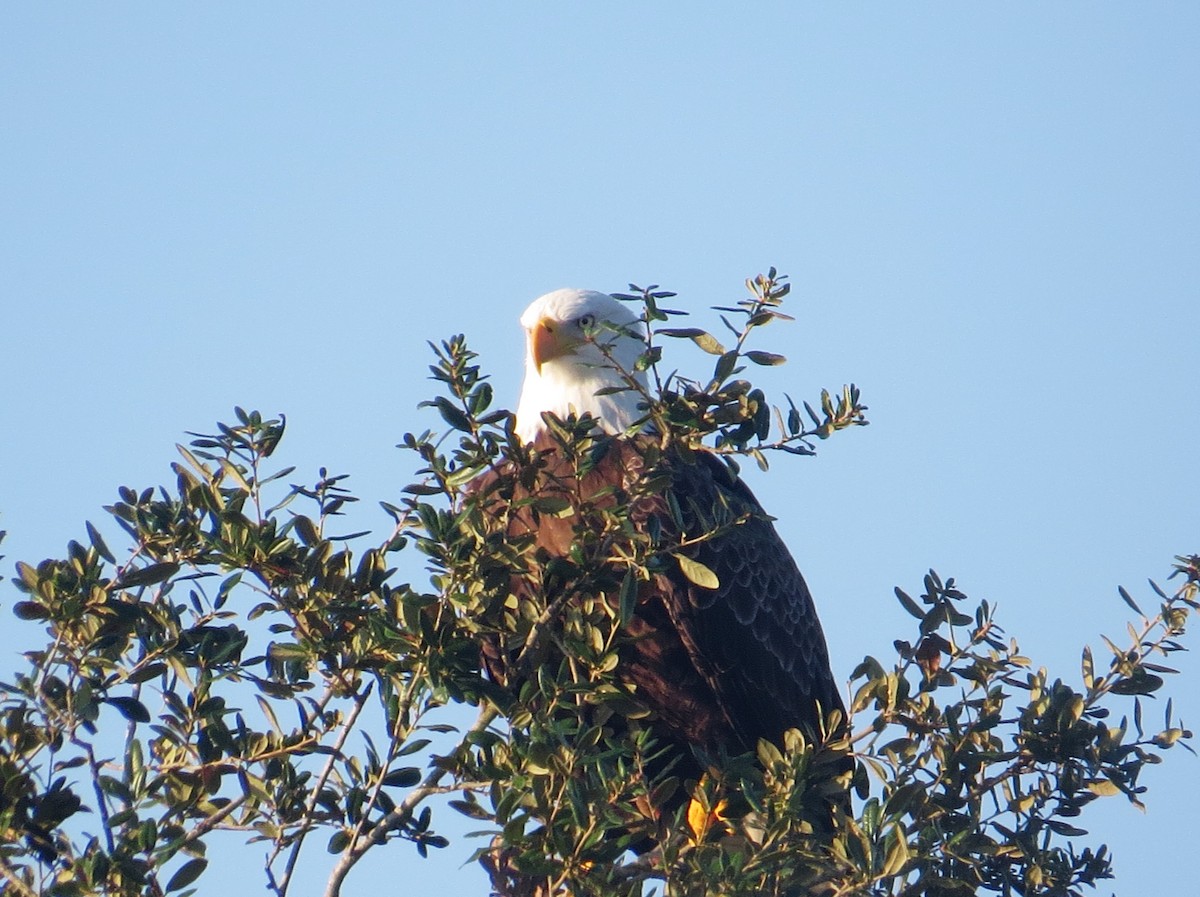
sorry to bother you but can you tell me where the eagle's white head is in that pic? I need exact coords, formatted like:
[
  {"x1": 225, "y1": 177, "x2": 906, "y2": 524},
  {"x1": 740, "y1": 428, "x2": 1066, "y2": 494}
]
[{"x1": 514, "y1": 288, "x2": 649, "y2": 444}]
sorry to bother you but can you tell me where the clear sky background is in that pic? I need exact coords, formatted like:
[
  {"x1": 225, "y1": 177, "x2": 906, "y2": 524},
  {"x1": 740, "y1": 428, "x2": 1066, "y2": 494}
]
[{"x1": 2, "y1": 4, "x2": 1197, "y2": 895}]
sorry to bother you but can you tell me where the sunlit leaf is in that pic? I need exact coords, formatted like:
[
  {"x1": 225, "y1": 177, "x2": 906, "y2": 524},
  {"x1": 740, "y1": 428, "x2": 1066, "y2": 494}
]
[{"x1": 676, "y1": 555, "x2": 719, "y2": 589}]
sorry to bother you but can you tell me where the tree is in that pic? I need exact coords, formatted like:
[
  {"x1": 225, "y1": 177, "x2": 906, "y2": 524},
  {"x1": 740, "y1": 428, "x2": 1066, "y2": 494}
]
[{"x1": 1, "y1": 272, "x2": 1195, "y2": 897}]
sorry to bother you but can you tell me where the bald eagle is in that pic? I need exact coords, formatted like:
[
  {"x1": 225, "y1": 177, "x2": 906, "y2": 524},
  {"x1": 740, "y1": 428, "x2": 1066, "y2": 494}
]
[{"x1": 479, "y1": 288, "x2": 844, "y2": 768}]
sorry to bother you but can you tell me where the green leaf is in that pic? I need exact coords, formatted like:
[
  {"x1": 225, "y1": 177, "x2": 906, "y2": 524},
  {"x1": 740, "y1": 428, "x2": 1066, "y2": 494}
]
[
  {"x1": 531, "y1": 496, "x2": 572, "y2": 516},
  {"x1": 1117, "y1": 585, "x2": 1143, "y2": 616},
  {"x1": 327, "y1": 830, "x2": 351, "y2": 854},
  {"x1": 382, "y1": 767, "x2": 422, "y2": 788},
  {"x1": 294, "y1": 515, "x2": 320, "y2": 545},
  {"x1": 12, "y1": 601, "x2": 48, "y2": 621},
  {"x1": 268, "y1": 642, "x2": 308, "y2": 661},
  {"x1": 429, "y1": 396, "x2": 472, "y2": 432},
  {"x1": 634, "y1": 346, "x2": 662, "y2": 371},
  {"x1": 15, "y1": 561, "x2": 39, "y2": 591},
  {"x1": 676, "y1": 555, "x2": 719, "y2": 590},
  {"x1": 449, "y1": 798, "x2": 492, "y2": 820},
  {"x1": 397, "y1": 738, "x2": 432, "y2": 757},
  {"x1": 619, "y1": 569, "x2": 638, "y2": 626},
  {"x1": 659, "y1": 327, "x2": 727, "y2": 355},
  {"x1": 712, "y1": 351, "x2": 739, "y2": 384},
  {"x1": 217, "y1": 458, "x2": 251, "y2": 491},
  {"x1": 445, "y1": 464, "x2": 486, "y2": 488},
  {"x1": 1087, "y1": 779, "x2": 1122, "y2": 797},
  {"x1": 165, "y1": 858, "x2": 207, "y2": 892},
  {"x1": 1152, "y1": 727, "x2": 1185, "y2": 747},
  {"x1": 894, "y1": 587, "x2": 924, "y2": 620},
  {"x1": 86, "y1": 520, "x2": 116, "y2": 563},
  {"x1": 1111, "y1": 672, "x2": 1164, "y2": 696},
  {"x1": 117, "y1": 562, "x2": 180, "y2": 588},
  {"x1": 107, "y1": 696, "x2": 151, "y2": 723},
  {"x1": 744, "y1": 350, "x2": 786, "y2": 366},
  {"x1": 256, "y1": 695, "x2": 282, "y2": 734},
  {"x1": 1045, "y1": 820, "x2": 1088, "y2": 837},
  {"x1": 126, "y1": 663, "x2": 168, "y2": 684},
  {"x1": 468, "y1": 382, "x2": 493, "y2": 415}
]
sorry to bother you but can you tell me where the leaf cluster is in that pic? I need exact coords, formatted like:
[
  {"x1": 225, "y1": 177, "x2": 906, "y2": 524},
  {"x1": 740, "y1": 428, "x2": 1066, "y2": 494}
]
[
  {"x1": 0, "y1": 275, "x2": 1194, "y2": 897},
  {"x1": 612, "y1": 270, "x2": 867, "y2": 470}
]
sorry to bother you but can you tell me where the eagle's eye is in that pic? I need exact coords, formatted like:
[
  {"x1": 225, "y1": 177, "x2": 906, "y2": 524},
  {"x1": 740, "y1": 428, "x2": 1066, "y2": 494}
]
[{"x1": 578, "y1": 314, "x2": 596, "y2": 331}]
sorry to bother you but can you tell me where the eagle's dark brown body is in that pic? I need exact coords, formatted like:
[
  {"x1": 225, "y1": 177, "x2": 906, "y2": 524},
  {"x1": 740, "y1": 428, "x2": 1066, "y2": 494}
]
[{"x1": 475, "y1": 433, "x2": 843, "y2": 761}]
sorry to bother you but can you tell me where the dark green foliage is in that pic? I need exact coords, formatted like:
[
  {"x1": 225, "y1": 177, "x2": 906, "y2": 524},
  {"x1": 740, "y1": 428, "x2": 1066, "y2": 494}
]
[{"x1": 0, "y1": 274, "x2": 1194, "y2": 897}]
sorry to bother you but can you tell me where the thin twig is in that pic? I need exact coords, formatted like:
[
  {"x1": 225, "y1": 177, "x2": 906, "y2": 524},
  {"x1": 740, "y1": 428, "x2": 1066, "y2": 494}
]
[
  {"x1": 337, "y1": 671, "x2": 429, "y2": 865},
  {"x1": 273, "y1": 682, "x2": 373, "y2": 897},
  {"x1": 323, "y1": 704, "x2": 499, "y2": 897},
  {"x1": 0, "y1": 857, "x2": 39, "y2": 897},
  {"x1": 83, "y1": 741, "x2": 116, "y2": 854},
  {"x1": 178, "y1": 791, "x2": 250, "y2": 848}
]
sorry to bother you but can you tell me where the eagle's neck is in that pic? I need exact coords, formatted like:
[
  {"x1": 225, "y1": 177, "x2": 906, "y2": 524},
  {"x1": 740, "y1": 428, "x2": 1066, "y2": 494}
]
[{"x1": 515, "y1": 355, "x2": 647, "y2": 444}]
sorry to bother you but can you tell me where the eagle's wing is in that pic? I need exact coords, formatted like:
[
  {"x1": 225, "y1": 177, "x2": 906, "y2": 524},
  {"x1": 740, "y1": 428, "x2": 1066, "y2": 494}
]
[
  {"x1": 471, "y1": 435, "x2": 842, "y2": 756},
  {"x1": 659, "y1": 451, "x2": 844, "y2": 748}
]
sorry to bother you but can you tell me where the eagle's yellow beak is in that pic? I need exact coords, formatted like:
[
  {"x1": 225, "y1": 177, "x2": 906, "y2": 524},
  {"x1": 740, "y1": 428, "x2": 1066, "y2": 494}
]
[{"x1": 529, "y1": 317, "x2": 577, "y2": 374}]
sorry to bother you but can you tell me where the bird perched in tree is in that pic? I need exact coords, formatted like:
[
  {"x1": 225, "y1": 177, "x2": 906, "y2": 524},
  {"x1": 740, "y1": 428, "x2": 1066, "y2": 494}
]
[{"x1": 477, "y1": 287, "x2": 845, "y2": 767}]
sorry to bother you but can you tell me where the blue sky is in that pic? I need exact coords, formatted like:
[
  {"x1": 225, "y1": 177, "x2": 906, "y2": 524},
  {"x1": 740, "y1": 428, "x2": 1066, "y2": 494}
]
[{"x1": 2, "y1": 4, "x2": 1197, "y2": 894}]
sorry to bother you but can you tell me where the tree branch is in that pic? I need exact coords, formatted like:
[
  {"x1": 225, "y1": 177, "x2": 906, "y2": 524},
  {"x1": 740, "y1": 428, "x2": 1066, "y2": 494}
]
[
  {"x1": 273, "y1": 682, "x2": 373, "y2": 897},
  {"x1": 323, "y1": 704, "x2": 499, "y2": 897}
]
